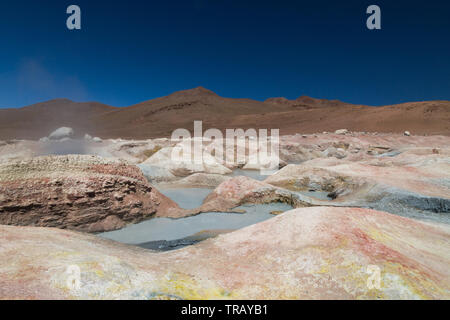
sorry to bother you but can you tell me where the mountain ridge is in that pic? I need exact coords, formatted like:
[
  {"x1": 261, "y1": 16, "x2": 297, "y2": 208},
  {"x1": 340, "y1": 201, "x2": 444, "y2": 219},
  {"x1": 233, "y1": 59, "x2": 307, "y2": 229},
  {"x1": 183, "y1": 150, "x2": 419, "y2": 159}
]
[{"x1": 0, "y1": 87, "x2": 449, "y2": 139}]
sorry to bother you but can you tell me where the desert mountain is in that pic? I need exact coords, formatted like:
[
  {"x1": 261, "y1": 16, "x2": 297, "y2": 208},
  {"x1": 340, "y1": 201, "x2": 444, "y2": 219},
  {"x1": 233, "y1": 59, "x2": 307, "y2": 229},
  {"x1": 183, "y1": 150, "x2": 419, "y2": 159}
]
[{"x1": 0, "y1": 87, "x2": 449, "y2": 140}]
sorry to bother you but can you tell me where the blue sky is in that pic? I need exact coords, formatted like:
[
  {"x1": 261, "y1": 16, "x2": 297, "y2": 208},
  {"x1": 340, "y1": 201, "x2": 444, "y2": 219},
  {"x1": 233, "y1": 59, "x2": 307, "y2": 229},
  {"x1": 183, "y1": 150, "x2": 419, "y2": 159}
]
[{"x1": 0, "y1": 0, "x2": 449, "y2": 108}]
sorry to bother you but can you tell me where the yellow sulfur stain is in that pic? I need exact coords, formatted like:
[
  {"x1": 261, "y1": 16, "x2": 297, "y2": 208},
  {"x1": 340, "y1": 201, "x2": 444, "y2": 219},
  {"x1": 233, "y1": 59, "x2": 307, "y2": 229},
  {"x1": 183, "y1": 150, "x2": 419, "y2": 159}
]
[
  {"x1": 106, "y1": 284, "x2": 128, "y2": 295},
  {"x1": 94, "y1": 269, "x2": 105, "y2": 278},
  {"x1": 157, "y1": 272, "x2": 236, "y2": 300},
  {"x1": 380, "y1": 262, "x2": 448, "y2": 299},
  {"x1": 317, "y1": 259, "x2": 331, "y2": 274},
  {"x1": 367, "y1": 227, "x2": 394, "y2": 243},
  {"x1": 50, "y1": 251, "x2": 82, "y2": 259}
]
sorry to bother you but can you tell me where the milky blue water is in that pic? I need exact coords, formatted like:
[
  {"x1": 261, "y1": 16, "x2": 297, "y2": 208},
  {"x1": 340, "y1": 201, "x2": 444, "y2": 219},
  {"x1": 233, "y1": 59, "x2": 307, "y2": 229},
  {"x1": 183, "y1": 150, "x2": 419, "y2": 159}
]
[
  {"x1": 158, "y1": 187, "x2": 213, "y2": 209},
  {"x1": 99, "y1": 203, "x2": 293, "y2": 244},
  {"x1": 230, "y1": 169, "x2": 268, "y2": 181}
]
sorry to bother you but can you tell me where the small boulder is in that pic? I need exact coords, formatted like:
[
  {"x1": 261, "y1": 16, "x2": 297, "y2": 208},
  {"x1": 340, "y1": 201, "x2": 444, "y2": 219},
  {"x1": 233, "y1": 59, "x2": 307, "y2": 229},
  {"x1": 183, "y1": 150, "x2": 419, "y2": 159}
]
[
  {"x1": 404, "y1": 131, "x2": 411, "y2": 136},
  {"x1": 335, "y1": 129, "x2": 349, "y2": 135}
]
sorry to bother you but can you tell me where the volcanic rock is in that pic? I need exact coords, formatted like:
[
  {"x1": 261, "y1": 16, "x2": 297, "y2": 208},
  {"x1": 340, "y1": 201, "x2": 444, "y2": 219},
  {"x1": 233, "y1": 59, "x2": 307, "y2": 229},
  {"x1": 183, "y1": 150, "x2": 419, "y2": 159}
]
[
  {"x1": 265, "y1": 153, "x2": 450, "y2": 223},
  {"x1": 198, "y1": 176, "x2": 309, "y2": 212},
  {"x1": 0, "y1": 207, "x2": 448, "y2": 299},
  {"x1": 0, "y1": 155, "x2": 182, "y2": 232}
]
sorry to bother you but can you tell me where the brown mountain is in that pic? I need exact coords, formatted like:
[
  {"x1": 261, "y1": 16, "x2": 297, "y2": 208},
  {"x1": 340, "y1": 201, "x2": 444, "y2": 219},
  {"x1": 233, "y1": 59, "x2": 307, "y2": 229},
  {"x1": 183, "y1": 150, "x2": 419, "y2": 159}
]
[
  {"x1": 0, "y1": 87, "x2": 449, "y2": 140},
  {"x1": 0, "y1": 99, "x2": 117, "y2": 140}
]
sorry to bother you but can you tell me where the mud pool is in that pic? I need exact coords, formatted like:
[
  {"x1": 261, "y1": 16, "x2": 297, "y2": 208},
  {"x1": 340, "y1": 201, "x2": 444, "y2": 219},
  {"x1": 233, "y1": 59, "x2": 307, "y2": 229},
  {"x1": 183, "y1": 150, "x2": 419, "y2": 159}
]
[{"x1": 99, "y1": 203, "x2": 293, "y2": 247}]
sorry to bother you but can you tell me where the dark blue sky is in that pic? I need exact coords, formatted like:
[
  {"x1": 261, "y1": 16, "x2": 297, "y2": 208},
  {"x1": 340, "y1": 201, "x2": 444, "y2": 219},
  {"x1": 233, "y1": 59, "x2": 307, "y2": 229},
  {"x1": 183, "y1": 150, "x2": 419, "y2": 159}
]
[{"x1": 0, "y1": 0, "x2": 449, "y2": 108}]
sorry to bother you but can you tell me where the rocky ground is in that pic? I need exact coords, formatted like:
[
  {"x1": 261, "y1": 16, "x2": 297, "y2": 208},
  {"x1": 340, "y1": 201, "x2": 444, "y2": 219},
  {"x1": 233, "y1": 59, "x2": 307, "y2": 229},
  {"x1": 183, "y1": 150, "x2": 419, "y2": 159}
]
[
  {"x1": 0, "y1": 129, "x2": 449, "y2": 299},
  {"x1": 0, "y1": 207, "x2": 448, "y2": 299}
]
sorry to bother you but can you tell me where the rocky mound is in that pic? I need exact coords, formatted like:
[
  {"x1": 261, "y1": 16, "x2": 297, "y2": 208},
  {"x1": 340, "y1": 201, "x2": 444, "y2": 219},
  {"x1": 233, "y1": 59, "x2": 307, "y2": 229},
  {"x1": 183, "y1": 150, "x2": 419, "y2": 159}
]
[
  {"x1": 0, "y1": 207, "x2": 448, "y2": 299},
  {"x1": 265, "y1": 154, "x2": 450, "y2": 222},
  {"x1": 199, "y1": 176, "x2": 295, "y2": 211},
  {"x1": 0, "y1": 155, "x2": 182, "y2": 232}
]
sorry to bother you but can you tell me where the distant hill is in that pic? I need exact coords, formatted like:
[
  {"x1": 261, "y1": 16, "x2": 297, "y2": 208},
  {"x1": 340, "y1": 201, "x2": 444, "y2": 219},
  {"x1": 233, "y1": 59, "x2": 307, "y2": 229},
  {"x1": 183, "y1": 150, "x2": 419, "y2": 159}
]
[{"x1": 0, "y1": 87, "x2": 449, "y2": 140}]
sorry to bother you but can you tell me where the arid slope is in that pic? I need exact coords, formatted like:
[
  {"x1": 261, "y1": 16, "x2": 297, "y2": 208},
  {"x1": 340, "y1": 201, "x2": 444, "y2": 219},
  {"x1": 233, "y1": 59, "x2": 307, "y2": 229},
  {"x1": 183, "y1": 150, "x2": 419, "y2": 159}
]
[{"x1": 0, "y1": 87, "x2": 448, "y2": 140}]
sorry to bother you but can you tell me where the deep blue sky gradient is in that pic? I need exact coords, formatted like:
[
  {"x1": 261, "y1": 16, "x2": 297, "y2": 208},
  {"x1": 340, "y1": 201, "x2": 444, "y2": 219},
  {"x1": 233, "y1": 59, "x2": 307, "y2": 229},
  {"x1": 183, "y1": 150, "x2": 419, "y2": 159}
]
[{"x1": 0, "y1": 0, "x2": 449, "y2": 108}]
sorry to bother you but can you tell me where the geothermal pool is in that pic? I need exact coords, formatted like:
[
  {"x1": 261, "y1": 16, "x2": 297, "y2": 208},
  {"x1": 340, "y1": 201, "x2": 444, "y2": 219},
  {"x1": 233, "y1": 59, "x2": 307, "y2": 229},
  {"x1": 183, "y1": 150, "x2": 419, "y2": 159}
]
[
  {"x1": 98, "y1": 183, "x2": 332, "y2": 250},
  {"x1": 99, "y1": 202, "x2": 293, "y2": 247}
]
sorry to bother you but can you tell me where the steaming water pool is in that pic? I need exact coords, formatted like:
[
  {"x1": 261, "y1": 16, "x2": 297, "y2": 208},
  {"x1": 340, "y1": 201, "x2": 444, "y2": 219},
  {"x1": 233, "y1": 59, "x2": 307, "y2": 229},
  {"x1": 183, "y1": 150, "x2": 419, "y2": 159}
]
[
  {"x1": 37, "y1": 140, "x2": 89, "y2": 155},
  {"x1": 99, "y1": 202, "x2": 293, "y2": 245},
  {"x1": 35, "y1": 139, "x2": 111, "y2": 157}
]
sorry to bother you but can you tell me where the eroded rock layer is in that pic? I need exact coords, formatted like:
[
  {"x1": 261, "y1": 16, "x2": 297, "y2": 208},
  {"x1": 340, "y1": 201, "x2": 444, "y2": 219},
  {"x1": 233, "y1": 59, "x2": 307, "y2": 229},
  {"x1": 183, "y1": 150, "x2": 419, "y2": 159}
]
[{"x1": 0, "y1": 155, "x2": 181, "y2": 232}]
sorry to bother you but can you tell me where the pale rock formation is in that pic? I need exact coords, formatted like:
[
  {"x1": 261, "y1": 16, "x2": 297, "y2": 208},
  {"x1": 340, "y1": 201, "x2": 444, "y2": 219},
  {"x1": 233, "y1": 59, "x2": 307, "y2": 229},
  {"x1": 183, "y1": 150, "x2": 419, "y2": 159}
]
[
  {"x1": 198, "y1": 176, "x2": 305, "y2": 212},
  {"x1": 164, "y1": 172, "x2": 232, "y2": 188},
  {"x1": 335, "y1": 129, "x2": 349, "y2": 135},
  {"x1": 143, "y1": 145, "x2": 231, "y2": 177},
  {"x1": 0, "y1": 207, "x2": 448, "y2": 299},
  {"x1": 265, "y1": 155, "x2": 450, "y2": 223}
]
